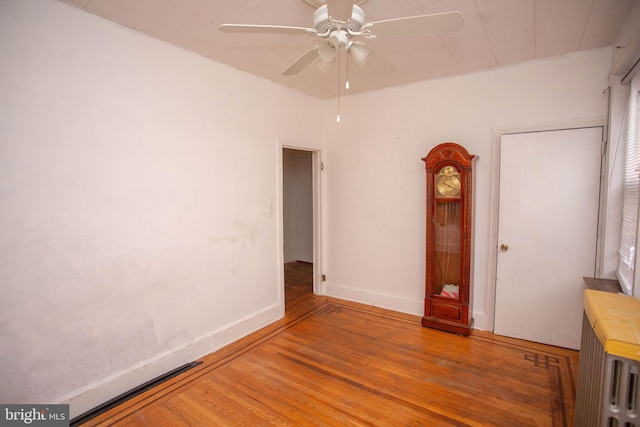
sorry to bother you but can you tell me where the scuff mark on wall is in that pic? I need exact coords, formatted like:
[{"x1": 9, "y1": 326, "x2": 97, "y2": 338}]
[
  {"x1": 207, "y1": 220, "x2": 259, "y2": 248},
  {"x1": 233, "y1": 219, "x2": 259, "y2": 248}
]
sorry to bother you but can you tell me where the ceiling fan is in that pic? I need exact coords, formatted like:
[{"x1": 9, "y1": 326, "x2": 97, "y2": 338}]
[{"x1": 218, "y1": 0, "x2": 465, "y2": 77}]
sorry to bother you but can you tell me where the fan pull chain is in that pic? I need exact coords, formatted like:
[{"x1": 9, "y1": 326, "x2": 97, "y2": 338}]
[
  {"x1": 336, "y1": 51, "x2": 341, "y2": 123},
  {"x1": 345, "y1": 54, "x2": 350, "y2": 90}
]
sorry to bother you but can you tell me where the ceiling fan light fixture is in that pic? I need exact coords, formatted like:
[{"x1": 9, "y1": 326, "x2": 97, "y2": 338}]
[
  {"x1": 347, "y1": 42, "x2": 371, "y2": 67},
  {"x1": 317, "y1": 57, "x2": 335, "y2": 73},
  {"x1": 318, "y1": 37, "x2": 339, "y2": 61}
]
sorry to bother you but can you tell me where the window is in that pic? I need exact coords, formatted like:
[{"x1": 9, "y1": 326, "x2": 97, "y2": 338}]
[{"x1": 618, "y1": 75, "x2": 640, "y2": 296}]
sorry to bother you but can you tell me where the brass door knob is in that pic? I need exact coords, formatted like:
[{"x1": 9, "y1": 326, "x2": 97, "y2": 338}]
[{"x1": 500, "y1": 244, "x2": 509, "y2": 252}]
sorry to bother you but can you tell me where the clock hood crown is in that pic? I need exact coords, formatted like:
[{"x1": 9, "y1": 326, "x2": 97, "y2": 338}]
[{"x1": 422, "y1": 142, "x2": 475, "y2": 170}]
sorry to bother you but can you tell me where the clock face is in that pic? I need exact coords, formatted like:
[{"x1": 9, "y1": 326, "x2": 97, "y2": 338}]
[{"x1": 436, "y1": 167, "x2": 461, "y2": 198}]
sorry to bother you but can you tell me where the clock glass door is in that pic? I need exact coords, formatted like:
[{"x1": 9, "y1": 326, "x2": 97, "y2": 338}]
[{"x1": 434, "y1": 201, "x2": 461, "y2": 299}]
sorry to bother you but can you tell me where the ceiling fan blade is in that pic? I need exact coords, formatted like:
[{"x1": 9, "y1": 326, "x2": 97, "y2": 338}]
[
  {"x1": 282, "y1": 46, "x2": 320, "y2": 76},
  {"x1": 219, "y1": 24, "x2": 317, "y2": 36},
  {"x1": 366, "y1": 11, "x2": 465, "y2": 37},
  {"x1": 326, "y1": 0, "x2": 354, "y2": 22}
]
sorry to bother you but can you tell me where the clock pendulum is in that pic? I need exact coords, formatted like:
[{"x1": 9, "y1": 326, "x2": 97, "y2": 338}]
[{"x1": 435, "y1": 202, "x2": 460, "y2": 294}]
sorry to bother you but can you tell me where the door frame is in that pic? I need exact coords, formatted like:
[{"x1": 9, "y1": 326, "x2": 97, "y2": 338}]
[
  {"x1": 485, "y1": 119, "x2": 607, "y2": 331},
  {"x1": 277, "y1": 142, "x2": 324, "y2": 300}
]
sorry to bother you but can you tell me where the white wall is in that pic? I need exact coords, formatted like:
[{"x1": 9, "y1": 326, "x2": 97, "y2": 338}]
[
  {"x1": 321, "y1": 47, "x2": 613, "y2": 330},
  {"x1": 0, "y1": 0, "x2": 321, "y2": 416}
]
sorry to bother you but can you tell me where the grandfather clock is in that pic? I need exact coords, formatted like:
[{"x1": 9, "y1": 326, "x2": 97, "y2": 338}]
[{"x1": 422, "y1": 142, "x2": 476, "y2": 336}]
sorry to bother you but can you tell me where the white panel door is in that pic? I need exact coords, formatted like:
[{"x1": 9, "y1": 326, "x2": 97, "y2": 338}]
[{"x1": 494, "y1": 127, "x2": 602, "y2": 350}]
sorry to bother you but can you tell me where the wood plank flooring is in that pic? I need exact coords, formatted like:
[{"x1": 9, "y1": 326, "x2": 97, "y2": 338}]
[
  {"x1": 284, "y1": 261, "x2": 314, "y2": 305},
  {"x1": 80, "y1": 261, "x2": 579, "y2": 426}
]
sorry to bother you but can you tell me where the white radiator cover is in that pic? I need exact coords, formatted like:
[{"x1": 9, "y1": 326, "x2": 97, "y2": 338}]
[{"x1": 575, "y1": 312, "x2": 640, "y2": 426}]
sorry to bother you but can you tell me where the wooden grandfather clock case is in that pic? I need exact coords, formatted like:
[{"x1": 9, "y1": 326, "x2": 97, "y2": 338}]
[{"x1": 422, "y1": 142, "x2": 476, "y2": 336}]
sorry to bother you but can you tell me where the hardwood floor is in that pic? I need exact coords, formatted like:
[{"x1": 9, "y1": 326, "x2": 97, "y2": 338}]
[
  {"x1": 284, "y1": 261, "x2": 313, "y2": 305},
  {"x1": 79, "y1": 261, "x2": 579, "y2": 426}
]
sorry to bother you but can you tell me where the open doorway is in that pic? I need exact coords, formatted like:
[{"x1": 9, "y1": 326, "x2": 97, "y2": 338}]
[{"x1": 282, "y1": 148, "x2": 318, "y2": 305}]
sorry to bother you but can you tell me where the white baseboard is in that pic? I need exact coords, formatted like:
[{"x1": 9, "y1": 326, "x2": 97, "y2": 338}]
[
  {"x1": 470, "y1": 312, "x2": 489, "y2": 331},
  {"x1": 325, "y1": 282, "x2": 424, "y2": 316},
  {"x1": 325, "y1": 282, "x2": 489, "y2": 331},
  {"x1": 60, "y1": 303, "x2": 284, "y2": 419}
]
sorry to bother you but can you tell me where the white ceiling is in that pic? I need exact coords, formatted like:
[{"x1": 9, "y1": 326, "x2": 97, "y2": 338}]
[{"x1": 59, "y1": 0, "x2": 636, "y2": 99}]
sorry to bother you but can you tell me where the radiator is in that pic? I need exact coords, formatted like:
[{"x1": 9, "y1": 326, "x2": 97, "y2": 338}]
[{"x1": 574, "y1": 290, "x2": 640, "y2": 427}]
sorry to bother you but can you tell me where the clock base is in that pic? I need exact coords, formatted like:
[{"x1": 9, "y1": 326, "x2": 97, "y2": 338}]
[{"x1": 421, "y1": 316, "x2": 474, "y2": 336}]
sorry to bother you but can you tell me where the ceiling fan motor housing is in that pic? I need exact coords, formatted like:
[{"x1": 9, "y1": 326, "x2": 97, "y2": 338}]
[
  {"x1": 313, "y1": 5, "x2": 365, "y2": 34},
  {"x1": 303, "y1": 0, "x2": 367, "y2": 9}
]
